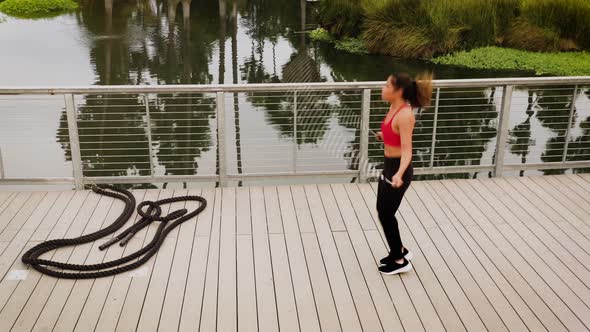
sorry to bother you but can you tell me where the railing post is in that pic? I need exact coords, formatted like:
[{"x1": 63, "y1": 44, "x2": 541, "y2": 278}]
[
  {"x1": 359, "y1": 89, "x2": 371, "y2": 182},
  {"x1": 293, "y1": 91, "x2": 298, "y2": 173},
  {"x1": 0, "y1": 146, "x2": 5, "y2": 179},
  {"x1": 217, "y1": 91, "x2": 227, "y2": 187},
  {"x1": 144, "y1": 94, "x2": 155, "y2": 176},
  {"x1": 429, "y1": 88, "x2": 441, "y2": 168},
  {"x1": 562, "y1": 85, "x2": 578, "y2": 163},
  {"x1": 65, "y1": 94, "x2": 84, "y2": 190},
  {"x1": 494, "y1": 85, "x2": 513, "y2": 177}
]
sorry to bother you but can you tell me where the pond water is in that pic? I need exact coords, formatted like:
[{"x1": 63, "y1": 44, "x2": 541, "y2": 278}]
[{"x1": 0, "y1": 0, "x2": 588, "y2": 189}]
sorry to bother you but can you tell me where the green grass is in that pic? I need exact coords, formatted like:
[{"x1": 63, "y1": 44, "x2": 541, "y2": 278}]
[
  {"x1": 309, "y1": 28, "x2": 369, "y2": 54},
  {"x1": 432, "y1": 46, "x2": 590, "y2": 76},
  {"x1": 316, "y1": 0, "x2": 590, "y2": 58},
  {"x1": 334, "y1": 38, "x2": 369, "y2": 54},
  {"x1": 0, "y1": 0, "x2": 78, "y2": 19}
]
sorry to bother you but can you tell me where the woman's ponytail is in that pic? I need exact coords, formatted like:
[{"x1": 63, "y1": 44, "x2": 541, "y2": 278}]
[
  {"x1": 392, "y1": 71, "x2": 434, "y2": 108},
  {"x1": 414, "y1": 72, "x2": 433, "y2": 108}
]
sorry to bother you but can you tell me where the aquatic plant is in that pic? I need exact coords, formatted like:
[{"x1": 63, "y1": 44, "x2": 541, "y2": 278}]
[
  {"x1": 0, "y1": 0, "x2": 78, "y2": 19},
  {"x1": 432, "y1": 47, "x2": 590, "y2": 76}
]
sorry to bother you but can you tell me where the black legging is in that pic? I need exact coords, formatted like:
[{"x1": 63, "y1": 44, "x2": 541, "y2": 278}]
[{"x1": 377, "y1": 157, "x2": 413, "y2": 260}]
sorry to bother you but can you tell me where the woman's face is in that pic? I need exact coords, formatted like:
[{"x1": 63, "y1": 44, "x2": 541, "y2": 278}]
[{"x1": 381, "y1": 76, "x2": 402, "y2": 102}]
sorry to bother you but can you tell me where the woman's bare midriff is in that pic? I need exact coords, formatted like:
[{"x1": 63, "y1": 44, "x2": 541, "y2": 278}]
[{"x1": 384, "y1": 144, "x2": 402, "y2": 158}]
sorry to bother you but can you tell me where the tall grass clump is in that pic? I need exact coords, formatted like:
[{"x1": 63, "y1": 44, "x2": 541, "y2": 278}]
[
  {"x1": 520, "y1": 0, "x2": 590, "y2": 49},
  {"x1": 503, "y1": 18, "x2": 562, "y2": 51},
  {"x1": 362, "y1": 0, "x2": 435, "y2": 58},
  {"x1": 315, "y1": 0, "x2": 590, "y2": 58},
  {"x1": 317, "y1": 0, "x2": 364, "y2": 37}
]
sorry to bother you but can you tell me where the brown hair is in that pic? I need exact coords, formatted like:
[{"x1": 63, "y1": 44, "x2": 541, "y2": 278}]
[{"x1": 388, "y1": 72, "x2": 433, "y2": 108}]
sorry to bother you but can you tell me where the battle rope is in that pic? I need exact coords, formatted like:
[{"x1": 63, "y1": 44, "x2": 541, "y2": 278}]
[{"x1": 21, "y1": 185, "x2": 207, "y2": 279}]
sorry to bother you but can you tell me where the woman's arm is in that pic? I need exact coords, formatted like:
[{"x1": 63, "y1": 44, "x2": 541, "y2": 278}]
[{"x1": 392, "y1": 109, "x2": 415, "y2": 186}]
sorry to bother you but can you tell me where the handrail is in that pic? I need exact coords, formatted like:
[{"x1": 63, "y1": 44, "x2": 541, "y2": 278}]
[
  {"x1": 1, "y1": 76, "x2": 589, "y2": 189},
  {"x1": 1, "y1": 76, "x2": 589, "y2": 94}
]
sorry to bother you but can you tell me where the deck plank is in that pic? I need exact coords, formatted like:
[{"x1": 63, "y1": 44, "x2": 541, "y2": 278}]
[
  {"x1": 335, "y1": 184, "x2": 411, "y2": 332},
  {"x1": 156, "y1": 189, "x2": 204, "y2": 332},
  {"x1": 0, "y1": 192, "x2": 14, "y2": 210},
  {"x1": 432, "y1": 180, "x2": 589, "y2": 331},
  {"x1": 276, "y1": 186, "x2": 320, "y2": 332},
  {"x1": 135, "y1": 190, "x2": 188, "y2": 332},
  {"x1": 290, "y1": 186, "x2": 341, "y2": 332},
  {"x1": 506, "y1": 177, "x2": 590, "y2": 238},
  {"x1": 464, "y1": 179, "x2": 590, "y2": 297},
  {"x1": 264, "y1": 187, "x2": 283, "y2": 234},
  {"x1": 529, "y1": 176, "x2": 590, "y2": 226},
  {"x1": 249, "y1": 186, "x2": 279, "y2": 332},
  {"x1": 49, "y1": 190, "x2": 141, "y2": 332},
  {"x1": 1, "y1": 174, "x2": 590, "y2": 332},
  {"x1": 303, "y1": 184, "x2": 363, "y2": 332},
  {"x1": 216, "y1": 188, "x2": 237, "y2": 332},
  {"x1": 0, "y1": 190, "x2": 82, "y2": 327},
  {"x1": 70, "y1": 190, "x2": 147, "y2": 332},
  {"x1": 236, "y1": 234, "x2": 257, "y2": 332},
  {"x1": 114, "y1": 189, "x2": 175, "y2": 332},
  {"x1": 357, "y1": 183, "x2": 446, "y2": 332},
  {"x1": 0, "y1": 192, "x2": 33, "y2": 236},
  {"x1": 177, "y1": 188, "x2": 215, "y2": 332},
  {"x1": 393, "y1": 182, "x2": 489, "y2": 332},
  {"x1": 92, "y1": 189, "x2": 161, "y2": 332},
  {"x1": 0, "y1": 192, "x2": 47, "y2": 242},
  {"x1": 25, "y1": 193, "x2": 112, "y2": 332},
  {"x1": 412, "y1": 181, "x2": 530, "y2": 332},
  {"x1": 367, "y1": 182, "x2": 467, "y2": 332},
  {"x1": 16, "y1": 190, "x2": 100, "y2": 332},
  {"x1": 236, "y1": 187, "x2": 258, "y2": 332},
  {"x1": 269, "y1": 233, "x2": 300, "y2": 332}
]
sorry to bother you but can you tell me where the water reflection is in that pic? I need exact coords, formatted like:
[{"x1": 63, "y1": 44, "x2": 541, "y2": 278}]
[
  {"x1": 508, "y1": 91, "x2": 535, "y2": 176},
  {"x1": 45, "y1": 0, "x2": 590, "y2": 183}
]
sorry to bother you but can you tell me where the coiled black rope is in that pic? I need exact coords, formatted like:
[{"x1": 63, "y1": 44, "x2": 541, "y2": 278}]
[{"x1": 21, "y1": 185, "x2": 207, "y2": 279}]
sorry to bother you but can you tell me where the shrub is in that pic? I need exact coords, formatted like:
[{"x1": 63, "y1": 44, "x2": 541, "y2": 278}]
[{"x1": 309, "y1": 28, "x2": 333, "y2": 43}]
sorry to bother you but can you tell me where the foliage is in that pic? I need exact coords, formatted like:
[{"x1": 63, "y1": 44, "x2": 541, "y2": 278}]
[
  {"x1": 309, "y1": 28, "x2": 368, "y2": 54},
  {"x1": 334, "y1": 38, "x2": 369, "y2": 54},
  {"x1": 317, "y1": 0, "x2": 364, "y2": 37},
  {"x1": 0, "y1": 0, "x2": 78, "y2": 19},
  {"x1": 316, "y1": 0, "x2": 590, "y2": 58},
  {"x1": 309, "y1": 28, "x2": 333, "y2": 43},
  {"x1": 432, "y1": 47, "x2": 590, "y2": 76},
  {"x1": 520, "y1": 0, "x2": 590, "y2": 48}
]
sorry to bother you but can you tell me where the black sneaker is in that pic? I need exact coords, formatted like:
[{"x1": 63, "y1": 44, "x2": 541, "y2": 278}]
[
  {"x1": 379, "y1": 247, "x2": 413, "y2": 265},
  {"x1": 378, "y1": 258, "x2": 413, "y2": 275}
]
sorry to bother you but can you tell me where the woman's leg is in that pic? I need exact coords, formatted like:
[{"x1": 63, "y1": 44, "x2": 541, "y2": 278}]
[{"x1": 377, "y1": 161, "x2": 413, "y2": 260}]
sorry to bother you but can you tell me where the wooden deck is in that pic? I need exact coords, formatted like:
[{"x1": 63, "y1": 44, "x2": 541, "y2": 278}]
[{"x1": 0, "y1": 174, "x2": 590, "y2": 332}]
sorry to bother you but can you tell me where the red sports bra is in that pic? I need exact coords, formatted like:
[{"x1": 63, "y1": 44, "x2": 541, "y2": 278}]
[{"x1": 380, "y1": 104, "x2": 409, "y2": 147}]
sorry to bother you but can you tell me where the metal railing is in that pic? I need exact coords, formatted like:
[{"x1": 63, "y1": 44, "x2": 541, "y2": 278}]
[{"x1": 0, "y1": 76, "x2": 589, "y2": 189}]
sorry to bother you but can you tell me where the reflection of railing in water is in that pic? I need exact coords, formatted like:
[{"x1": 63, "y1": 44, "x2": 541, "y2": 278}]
[{"x1": 0, "y1": 76, "x2": 589, "y2": 189}]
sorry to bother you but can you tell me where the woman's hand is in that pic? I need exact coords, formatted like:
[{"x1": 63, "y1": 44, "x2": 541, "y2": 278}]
[
  {"x1": 391, "y1": 173, "x2": 404, "y2": 188},
  {"x1": 375, "y1": 131, "x2": 383, "y2": 141}
]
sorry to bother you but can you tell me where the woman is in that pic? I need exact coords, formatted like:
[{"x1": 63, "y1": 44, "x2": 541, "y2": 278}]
[{"x1": 375, "y1": 72, "x2": 432, "y2": 275}]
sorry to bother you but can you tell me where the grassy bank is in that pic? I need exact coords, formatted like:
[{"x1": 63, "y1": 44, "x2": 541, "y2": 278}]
[
  {"x1": 0, "y1": 0, "x2": 78, "y2": 19},
  {"x1": 432, "y1": 47, "x2": 590, "y2": 76},
  {"x1": 315, "y1": 0, "x2": 590, "y2": 59}
]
